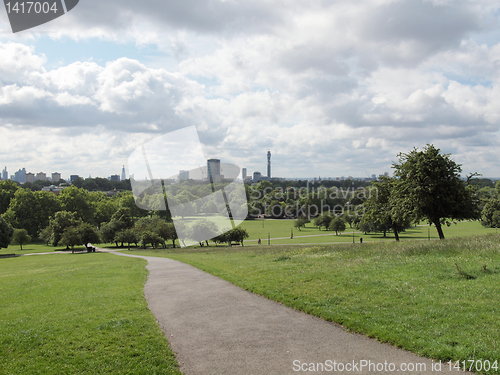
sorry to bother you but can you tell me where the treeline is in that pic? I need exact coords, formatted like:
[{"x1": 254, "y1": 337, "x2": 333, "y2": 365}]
[
  {"x1": 1, "y1": 144, "x2": 499, "y2": 248},
  {"x1": 252, "y1": 145, "x2": 499, "y2": 240},
  {"x1": 0, "y1": 179, "x2": 249, "y2": 249}
]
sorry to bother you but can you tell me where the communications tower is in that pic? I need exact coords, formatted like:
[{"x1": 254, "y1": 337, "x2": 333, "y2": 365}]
[{"x1": 267, "y1": 150, "x2": 271, "y2": 179}]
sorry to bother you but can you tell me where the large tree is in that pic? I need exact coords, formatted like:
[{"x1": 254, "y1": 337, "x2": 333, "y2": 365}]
[
  {"x1": 0, "y1": 216, "x2": 14, "y2": 248},
  {"x1": 481, "y1": 198, "x2": 500, "y2": 228},
  {"x1": 0, "y1": 180, "x2": 19, "y2": 215},
  {"x1": 3, "y1": 189, "x2": 60, "y2": 237},
  {"x1": 48, "y1": 211, "x2": 82, "y2": 246},
  {"x1": 58, "y1": 186, "x2": 94, "y2": 223},
  {"x1": 391, "y1": 145, "x2": 478, "y2": 240}
]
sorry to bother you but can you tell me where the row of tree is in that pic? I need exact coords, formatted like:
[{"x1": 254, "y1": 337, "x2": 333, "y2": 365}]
[
  {"x1": 1, "y1": 144, "x2": 499, "y2": 247},
  {"x1": 294, "y1": 145, "x2": 484, "y2": 241}
]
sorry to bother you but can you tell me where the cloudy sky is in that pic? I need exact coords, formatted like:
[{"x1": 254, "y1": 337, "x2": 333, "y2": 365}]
[{"x1": 1, "y1": 0, "x2": 500, "y2": 180}]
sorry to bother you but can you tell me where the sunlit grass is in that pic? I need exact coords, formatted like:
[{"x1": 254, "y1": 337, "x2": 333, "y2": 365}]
[
  {"x1": 124, "y1": 234, "x2": 500, "y2": 374},
  {"x1": 0, "y1": 253, "x2": 181, "y2": 375}
]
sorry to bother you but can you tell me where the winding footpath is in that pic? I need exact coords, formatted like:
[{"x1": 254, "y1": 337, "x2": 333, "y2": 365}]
[{"x1": 98, "y1": 248, "x2": 468, "y2": 375}]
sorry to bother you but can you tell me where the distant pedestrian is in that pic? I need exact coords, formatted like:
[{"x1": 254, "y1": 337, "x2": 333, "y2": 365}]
[
  {"x1": 258, "y1": 238, "x2": 261, "y2": 245},
  {"x1": 360, "y1": 237, "x2": 363, "y2": 244},
  {"x1": 291, "y1": 231, "x2": 293, "y2": 239}
]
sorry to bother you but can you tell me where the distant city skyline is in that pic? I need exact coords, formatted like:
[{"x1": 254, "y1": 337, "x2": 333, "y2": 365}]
[{"x1": 0, "y1": 165, "x2": 128, "y2": 183}]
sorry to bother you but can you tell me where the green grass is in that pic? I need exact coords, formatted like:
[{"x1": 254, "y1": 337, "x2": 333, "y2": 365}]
[
  {"x1": 123, "y1": 234, "x2": 500, "y2": 374},
  {"x1": 0, "y1": 253, "x2": 181, "y2": 375},
  {"x1": 0, "y1": 242, "x2": 86, "y2": 256},
  {"x1": 238, "y1": 219, "x2": 498, "y2": 244}
]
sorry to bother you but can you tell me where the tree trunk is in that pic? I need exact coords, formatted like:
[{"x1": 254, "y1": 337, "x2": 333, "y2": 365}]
[
  {"x1": 391, "y1": 222, "x2": 400, "y2": 242},
  {"x1": 434, "y1": 221, "x2": 445, "y2": 240}
]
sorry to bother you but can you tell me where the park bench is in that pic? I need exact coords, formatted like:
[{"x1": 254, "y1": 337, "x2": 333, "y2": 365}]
[
  {"x1": 0, "y1": 254, "x2": 17, "y2": 258},
  {"x1": 85, "y1": 245, "x2": 96, "y2": 253},
  {"x1": 71, "y1": 245, "x2": 96, "y2": 254}
]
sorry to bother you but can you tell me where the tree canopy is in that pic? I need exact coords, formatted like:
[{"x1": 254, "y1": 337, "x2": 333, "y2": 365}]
[
  {"x1": 0, "y1": 215, "x2": 14, "y2": 248},
  {"x1": 391, "y1": 145, "x2": 478, "y2": 240}
]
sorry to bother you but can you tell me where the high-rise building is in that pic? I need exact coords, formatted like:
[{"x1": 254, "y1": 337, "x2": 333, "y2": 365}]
[
  {"x1": 25, "y1": 173, "x2": 35, "y2": 183},
  {"x1": 14, "y1": 168, "x2": 26, "y2": 183},
  {"x1": 110, "y1": 175, "x2": 120, "y2": 181},
  {"x1": 267, "y1": 151, "x2": 271, "y2": 178},
  {"x1": 70, "y1": 175, "x2": 79, "y2": 182},
  {"x1": 242, "y1": 168, "x2": 247, "y2": 180},
  {"x1": 207, "y1": 159, "x2": 221, "y2": 183},
  {"x1": 121, "y1": 165, "x2": 126, "y2": 181},
  {"x1": 36, "y1": 172, "x2": 46, "y2": 181},
  {"x1": 1, "y1": 167, "x2": 7, "y2": 181},
  {"x1": 253, "y1": 171, "x2": 262, "y2": 182},
  {"x1": 52, "y1": 172, "x2": 61, "y2": 182},
  {"x1": 179, "y1": 170, "x2": 189, "y2": 181}
]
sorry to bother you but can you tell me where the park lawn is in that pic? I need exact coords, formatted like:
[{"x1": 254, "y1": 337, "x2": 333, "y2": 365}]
[
  {"x1": 240, "y1": 219, "x2": 496, "y2": 245},
  {"x1": 0, "y1": 253, "x2": 181, "y2": 375},
  {"x1": 123, "y1": 234, "x2": 500, "y2": 374},
  {"x1": 0, "y1": 242, "x2": 88, "y2": 256}
]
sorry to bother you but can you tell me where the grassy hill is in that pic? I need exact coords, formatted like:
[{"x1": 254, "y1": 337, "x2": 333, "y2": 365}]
[{"x1": 126, "y1": 234, "x2": 500, "y2": 374}]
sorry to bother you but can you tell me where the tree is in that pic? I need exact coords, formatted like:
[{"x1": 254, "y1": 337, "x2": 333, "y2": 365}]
[
  {"x1": 0, "y1": 216, "x2": 14, "y2": 248},
  {"x1": 0, "y1": 180, "x2": 19, "y2": 215},
  {"x1": 139, "y1": 231, "x2": 165, "y2": 249},
  {"x1": 211, "y1": 231, "x2": 230, "y2": 246},
  {"x1": 391, "y1": 145, "x2": 478, "y2": 240},
  {"x1": 48, "y1": 211, "x2": 82, "y2": 246},
  {"x1": 227, "y1": 227, "x2": 249, "y2": 246},
  {"x1": 118, "y1": 192, "x2": 149, "y2": 219},
  {"x1": 11, "y1": 229, "x2": 31, "y2": 250},
  {"x1": 39, "y1": 226, "x2": 52, "y2": 245},
  {"x1": 481, "y1": 198, "x2": 500, "y2": 228},
  {"x1": 77, "y1": 223, "x2": 101, "y2": 245},
  {"x1": 314, "y1": 214, "x2": 333, "y2": 231},
  {"x1": 111, "y1": 207, "x2": 134, "y2": 231},
  {"x1": 294, "y1": 217, "x2": 308, "y2": 231},
  {"x1": 328, "y1": 217, "x2": 346, "y2": 235},
  {"x1": 188, "y1": 219, "x2": 219, "y2": 246},
  {"x1": 362, "y1": 176, "x2": 407, "y2": 241},
  {"x1": 100, "y1": 207, "x2": 135, "y2": 245},
  {"x1": 59, "y1": 227, "x2": 81, "y2": 250},
  {"x1": 58, "y1": 186, "x2": 94, "y2": 223},
  {"x1": 71, "y1": 177, "x2": 84, "y2": 188},
  {"x1": 114, "y1": 229, "x2": 138, "y2": 250},
  {"x1": 3, "y1": 189, "x2": 60, "y2": 238},
  {"x1": 100, "y1": 221, "x2": 120, "y2": 246},
  {"x1": 90, "y1": 192, "x2": 118, "y2": 228}
]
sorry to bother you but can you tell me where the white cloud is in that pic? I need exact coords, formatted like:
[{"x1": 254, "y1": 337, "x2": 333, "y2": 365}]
[{"x1": 1, "y1": 1, "x2": 500, "y2": 177}]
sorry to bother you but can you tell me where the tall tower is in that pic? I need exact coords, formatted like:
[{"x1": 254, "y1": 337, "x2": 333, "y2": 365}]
[
  {"x1": 207, "y1": 159, "x2": 221, "y2": 183},
  {"x1": 121, "y1": 165, "x2": 126, "y2": 181},
  {"x1": 267, "y1": 150, "x2": 271, "y2": 179}
]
